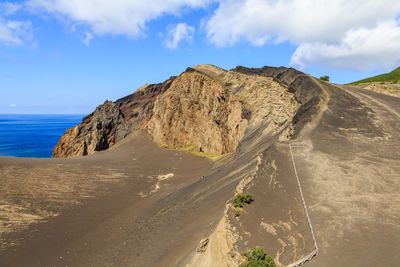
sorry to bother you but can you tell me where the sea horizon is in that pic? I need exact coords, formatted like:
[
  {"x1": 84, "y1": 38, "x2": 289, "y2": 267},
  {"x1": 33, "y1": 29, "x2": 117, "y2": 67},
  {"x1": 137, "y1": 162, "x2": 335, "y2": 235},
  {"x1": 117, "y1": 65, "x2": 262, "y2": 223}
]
[{"x1": 0, "y1": 114, "x2": 84, "y2": 158}]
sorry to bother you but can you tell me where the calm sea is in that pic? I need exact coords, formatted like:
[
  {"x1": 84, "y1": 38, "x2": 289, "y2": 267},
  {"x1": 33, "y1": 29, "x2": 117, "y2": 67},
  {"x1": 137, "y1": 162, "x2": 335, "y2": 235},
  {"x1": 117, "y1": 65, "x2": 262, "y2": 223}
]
[{"x1": 0, "y1": 114, "x2": 84, "y2": 158}]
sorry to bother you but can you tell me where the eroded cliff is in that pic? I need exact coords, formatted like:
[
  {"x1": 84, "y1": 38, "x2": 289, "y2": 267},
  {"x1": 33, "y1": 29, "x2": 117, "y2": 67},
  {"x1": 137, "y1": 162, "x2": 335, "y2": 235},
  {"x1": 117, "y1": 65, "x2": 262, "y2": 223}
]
[
  {"x1": 53, "y1": 77, "x2": 175, "y2": 158},
  {"x1": 53, "y1": 64, "x2": 326, "y2": 158},
  {"x1": 145, "y1": 69, "x2": 247, "y2": 155}
]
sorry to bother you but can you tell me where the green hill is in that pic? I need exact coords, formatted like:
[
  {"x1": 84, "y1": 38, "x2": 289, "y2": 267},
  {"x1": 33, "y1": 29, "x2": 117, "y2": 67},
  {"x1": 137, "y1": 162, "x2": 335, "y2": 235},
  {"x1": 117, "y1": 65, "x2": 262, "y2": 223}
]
[{"x1": 351, "y1": 66, "x2": 400, "y2": 84}]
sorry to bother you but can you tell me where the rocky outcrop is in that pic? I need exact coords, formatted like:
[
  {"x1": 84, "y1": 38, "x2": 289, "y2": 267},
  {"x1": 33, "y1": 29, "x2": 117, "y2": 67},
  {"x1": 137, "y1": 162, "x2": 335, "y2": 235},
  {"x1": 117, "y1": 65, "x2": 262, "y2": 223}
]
[
  {"x1": 145, "y1": 69, "x2": 247, "y2": 155},
  {"x1": 53, "y1": 64, "x2": 326, "y2": 158},
  {"x1": 53, "y1": 101, "x2": 128, "y2": 158},
  {"x1": 53, "y1": 78, "x2": 175, "y2": 158},
  {"x1": 233, "y1": 66, "x2": 327, "y2": 138},
  {"x1": 115, "y1": 77, "x2": 175, "y2": 127}
]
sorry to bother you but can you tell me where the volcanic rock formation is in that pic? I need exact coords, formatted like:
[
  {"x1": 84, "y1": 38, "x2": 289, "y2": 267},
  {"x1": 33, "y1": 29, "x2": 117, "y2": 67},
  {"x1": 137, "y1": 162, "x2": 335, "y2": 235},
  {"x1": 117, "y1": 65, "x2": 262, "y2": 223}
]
[
  {"x1": 53, "y1": 64, "x2": 325, "y2": 158},
  {"x1": 4, "y1": 63, "x2": 399, "y2": 267}
]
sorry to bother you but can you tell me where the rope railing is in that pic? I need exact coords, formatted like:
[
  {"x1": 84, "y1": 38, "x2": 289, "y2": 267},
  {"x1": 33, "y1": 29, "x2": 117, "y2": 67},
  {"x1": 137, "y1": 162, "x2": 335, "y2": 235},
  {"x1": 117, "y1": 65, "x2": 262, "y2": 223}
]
[{"x1": 286, "y1": 143, "x2": 318, "y2": 267}]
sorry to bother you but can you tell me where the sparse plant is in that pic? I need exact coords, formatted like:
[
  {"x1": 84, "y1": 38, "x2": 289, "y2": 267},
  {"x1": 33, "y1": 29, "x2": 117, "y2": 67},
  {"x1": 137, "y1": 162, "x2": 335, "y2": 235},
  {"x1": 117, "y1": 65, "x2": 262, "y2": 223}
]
[
  {"x1": 380, "y1": 82, "x2": 385, "y2": 85},
  {"x1": 242, "y1": 247, "x2": 275, "y2": 267},
  {"x1": 393, "y1": 80, "x2": 398, "y2": 84},
  {"x1": 319, "y1": 75, "x2": 330, "y2": 82},
  {"x1": 234, "y1": 210, "x2": 240, "y2": 217},
  {"x1": 233, "y1": 193, "x2": 254, "y2": 208}
]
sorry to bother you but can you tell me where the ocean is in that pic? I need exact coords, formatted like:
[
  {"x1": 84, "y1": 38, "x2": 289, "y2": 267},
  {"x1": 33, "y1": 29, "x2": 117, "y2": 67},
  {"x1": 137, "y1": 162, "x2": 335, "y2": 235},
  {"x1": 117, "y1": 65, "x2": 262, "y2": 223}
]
[{"x1": 0, "y1": 114, "x2": 84, "y2": 158}]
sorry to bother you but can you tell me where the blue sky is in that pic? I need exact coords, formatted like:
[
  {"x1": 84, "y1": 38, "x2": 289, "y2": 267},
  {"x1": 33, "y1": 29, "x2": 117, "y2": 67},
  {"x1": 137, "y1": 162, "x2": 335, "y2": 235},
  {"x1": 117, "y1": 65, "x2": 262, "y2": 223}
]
[{"x1": 1, "y1": 0, "x2": 400, "y2": 114}]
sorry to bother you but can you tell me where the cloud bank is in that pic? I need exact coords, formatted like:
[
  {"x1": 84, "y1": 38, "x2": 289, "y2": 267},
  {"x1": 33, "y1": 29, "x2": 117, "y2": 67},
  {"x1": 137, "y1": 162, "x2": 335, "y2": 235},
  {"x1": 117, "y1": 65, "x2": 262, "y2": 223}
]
[
  {"x1": 4, "y1": 0, "x2": 400, "y2": 71},
  {"x1": 28, "y1": 0, "x2": 211, "y2": 36},
  {"x1": 205, "y1": 0, "x2": 400, "y2": 70}
]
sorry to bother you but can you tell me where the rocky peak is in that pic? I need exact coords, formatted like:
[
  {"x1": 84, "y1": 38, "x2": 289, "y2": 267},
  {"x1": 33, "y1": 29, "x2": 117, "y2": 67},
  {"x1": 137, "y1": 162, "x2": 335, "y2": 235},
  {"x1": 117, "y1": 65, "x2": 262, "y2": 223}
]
[
  {"x1": 53, "y1": 64, "x2": 326, "y2": 158},
  {"x1": 145, "y1": 70, "x2": 247, "y2": 156}
]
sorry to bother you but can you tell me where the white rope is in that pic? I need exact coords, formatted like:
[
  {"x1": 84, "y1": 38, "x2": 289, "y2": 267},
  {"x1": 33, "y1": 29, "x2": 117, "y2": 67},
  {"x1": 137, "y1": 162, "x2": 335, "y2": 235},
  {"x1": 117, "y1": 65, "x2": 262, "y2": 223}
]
[{"x1": 287, "y1": 143, "x2": 318, "y2": 267}]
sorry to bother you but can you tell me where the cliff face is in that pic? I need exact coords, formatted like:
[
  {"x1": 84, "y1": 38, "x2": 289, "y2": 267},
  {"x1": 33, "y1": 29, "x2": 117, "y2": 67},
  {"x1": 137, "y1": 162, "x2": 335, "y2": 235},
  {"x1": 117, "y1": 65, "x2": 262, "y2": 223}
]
[
  {"x1": 53, "y1": 64, "x2": 326, "y2": 158},
  {"x1": 53, "y1": 101, "x2": 127, "y2": 158},
  {"x1": 53, "y1": 78, "x2": 175, "y2": 158},
  {"x1": 145, "y1": 70, "x2": 247, "y2": 155},
  {"x1": 233, "y1": 66, "x2": 327, "y2": 138}
]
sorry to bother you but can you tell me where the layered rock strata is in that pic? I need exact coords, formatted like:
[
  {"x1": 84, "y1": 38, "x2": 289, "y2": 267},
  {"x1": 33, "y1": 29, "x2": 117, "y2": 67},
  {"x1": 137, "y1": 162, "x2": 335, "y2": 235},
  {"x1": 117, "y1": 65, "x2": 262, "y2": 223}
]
[{"x1": 54, "y1": 64, "x2": 325, "y2": 158}]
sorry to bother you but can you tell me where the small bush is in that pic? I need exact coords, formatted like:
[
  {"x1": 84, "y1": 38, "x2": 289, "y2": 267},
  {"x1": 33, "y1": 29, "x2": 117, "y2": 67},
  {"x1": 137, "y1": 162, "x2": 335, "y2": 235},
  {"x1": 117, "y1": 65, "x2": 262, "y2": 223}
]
[
  {"x1": 233, "y1": 193, "x2": 254, "y2": 208},
  {"x1": 234, "y1": 210, "x2": 240, "y2": 217},
  {"x1": 380, "y1": 82, "x2": 385, "y2": 85},
  {"x1": 320, "y1": 75, "x2": 330, "y2": 82},
  {"x1": 242, "y1": 247, "x2": 275, "y2": 267},
  {"x1": 393, "y1": 80, "x2": 398, "y2": 84}
]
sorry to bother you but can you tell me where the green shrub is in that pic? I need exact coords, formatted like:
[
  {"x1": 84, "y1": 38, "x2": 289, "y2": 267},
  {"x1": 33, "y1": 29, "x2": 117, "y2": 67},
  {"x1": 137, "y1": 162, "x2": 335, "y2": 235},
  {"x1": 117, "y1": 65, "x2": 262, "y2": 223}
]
[
  {"x1": 393, "y1": 80, "x2": 398, "y2": 84},
  {"x1": 242, "y1": 247, "x2": 275, "y2": 267},
  {"x1": 233, "y1": 193, "x2": 254, "y2": 208},
  {"x1": 380, "y1": 82, "x2": 385, "y2": 85},
  {"x1": 319, "y1": 75, "x2": 330, "y2": 82},
  {"x1": 234, "y1": 210, "x2": 240, "y2": 217}
]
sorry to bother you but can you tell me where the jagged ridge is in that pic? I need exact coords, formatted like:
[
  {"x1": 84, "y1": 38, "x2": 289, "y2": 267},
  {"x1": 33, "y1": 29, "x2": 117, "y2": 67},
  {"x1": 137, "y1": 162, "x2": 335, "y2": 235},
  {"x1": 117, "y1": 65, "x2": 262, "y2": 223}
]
[{"x1": 53, "y1": 64, "x2": 326, "y2": 158}]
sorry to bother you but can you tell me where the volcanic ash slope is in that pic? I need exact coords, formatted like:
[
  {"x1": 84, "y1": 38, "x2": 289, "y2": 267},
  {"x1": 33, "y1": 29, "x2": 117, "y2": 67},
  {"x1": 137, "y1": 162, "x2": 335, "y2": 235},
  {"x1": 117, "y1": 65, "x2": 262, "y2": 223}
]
[
  {"x1": 3, "y1": 64, "x2": 398, "y2": 267},
  {"x1": 48, "y1": 64, "x2": 331, "y2": 266}
]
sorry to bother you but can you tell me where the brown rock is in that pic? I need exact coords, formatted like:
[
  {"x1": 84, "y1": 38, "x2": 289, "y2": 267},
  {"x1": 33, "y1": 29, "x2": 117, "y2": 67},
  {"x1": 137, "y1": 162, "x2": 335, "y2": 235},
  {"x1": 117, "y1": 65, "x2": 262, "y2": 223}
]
[
  {"x1": 53, "y1": 100, "x2": 127, "y2": 158},
  {"x1": 53, "y1": 78, "x2": 175, "y2": 158},
  {"x1": 145, "y1": 70, "x2": 247, "y2": 156},
  {"x1": 53, "y1": 64, "x2": 326, "y2": 158},
  {"x1": 196, "y1": 238, "x2": 209, "y2": 253}
]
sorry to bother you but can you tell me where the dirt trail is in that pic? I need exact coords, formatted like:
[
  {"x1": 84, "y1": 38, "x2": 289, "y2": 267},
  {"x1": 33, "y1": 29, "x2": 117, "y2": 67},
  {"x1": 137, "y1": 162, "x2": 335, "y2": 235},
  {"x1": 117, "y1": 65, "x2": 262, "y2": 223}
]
[
  {"x1": 292, "y1": 86, "x2": 400, "y2": 266},
  {"x1": 1, "y1": 74, "x2": 399, "y2": 266}
]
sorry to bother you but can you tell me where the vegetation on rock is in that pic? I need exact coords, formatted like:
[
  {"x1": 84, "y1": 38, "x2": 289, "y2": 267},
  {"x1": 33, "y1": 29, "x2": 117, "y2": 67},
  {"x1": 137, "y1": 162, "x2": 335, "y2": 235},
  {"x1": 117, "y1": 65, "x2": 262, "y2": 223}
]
[
  {"x1": 242, "y1": 247, "x2": 275, "y2": 267},
  {"x1": 319, "y1": 75, "x2": 330, "y2": 81},
  {"x1": 233, "y1": 193, "x2": 254, "y2": 208}
]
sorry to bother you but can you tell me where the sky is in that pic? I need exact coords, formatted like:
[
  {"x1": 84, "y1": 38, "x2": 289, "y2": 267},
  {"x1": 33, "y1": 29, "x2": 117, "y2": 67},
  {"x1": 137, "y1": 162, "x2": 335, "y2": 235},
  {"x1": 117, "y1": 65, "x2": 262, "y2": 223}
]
[{"x1": 1, "y1": 0, "x2": 400, "y2": 114}]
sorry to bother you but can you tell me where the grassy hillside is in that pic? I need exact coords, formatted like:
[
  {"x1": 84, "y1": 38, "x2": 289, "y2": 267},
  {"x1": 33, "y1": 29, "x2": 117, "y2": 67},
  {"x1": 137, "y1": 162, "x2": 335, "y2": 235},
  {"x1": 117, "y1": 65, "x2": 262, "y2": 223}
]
[{"x1": 351, "y1": 66, "x2": 400, "y2": 84}]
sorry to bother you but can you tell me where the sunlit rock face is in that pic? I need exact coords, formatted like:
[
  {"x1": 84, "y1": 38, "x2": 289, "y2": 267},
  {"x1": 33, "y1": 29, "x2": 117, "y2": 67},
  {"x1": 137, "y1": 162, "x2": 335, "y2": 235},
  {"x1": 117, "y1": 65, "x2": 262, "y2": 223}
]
[{"x1": 53, "y1": 64, "x2": 325, "y2": 158}]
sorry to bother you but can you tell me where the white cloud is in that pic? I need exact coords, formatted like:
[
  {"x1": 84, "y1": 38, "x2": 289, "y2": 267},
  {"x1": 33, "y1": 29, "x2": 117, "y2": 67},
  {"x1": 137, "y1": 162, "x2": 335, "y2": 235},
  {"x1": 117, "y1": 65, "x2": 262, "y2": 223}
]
[
  {"x1": 0, "y1": 2, "x2": 32, "y2": 46},
  {"x1": 291, "y1": 21, "x2": 400, "y2": 71},
  {"x1": 0, "y1": 19, "x2": 32, "y2": 46},
  {"x1": 28, "y1": 0, "x2": 211, "y2": 37},
  {"x1": 5, "y1": 0, "x2": 400, "y2": 71},
  {"x1": 9, "y1": 104, "x2": 16, "y2": 107},
  {"x1": 82, "y1": 31, "x2": 93, "y2": 46},
  {"x1": 205, "y1": 0, "x2": 400, "y2": 70},
  {"x1": 0, "y1": 2, "x2": 22, "y2": 15},
  {"x1": 165, "y1": 23, "x2": 195, "y2": 49}
]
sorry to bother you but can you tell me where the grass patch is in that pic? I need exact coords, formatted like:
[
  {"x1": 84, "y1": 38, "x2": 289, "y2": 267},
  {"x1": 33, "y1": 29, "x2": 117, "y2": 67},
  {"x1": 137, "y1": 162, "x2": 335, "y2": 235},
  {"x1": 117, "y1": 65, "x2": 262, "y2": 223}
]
[
  {"x1": 234, "y1": 210, "x2": 240, "y2": 217},
  {"x1": 350, "y1": 66, "x2": 400, "y2": 84},
  {"x1": 233, "y1": 193, "x2": 254, "y2": 208},
  {"x1": 242, "y1": 247, "x2": 275, "y2": 267}
]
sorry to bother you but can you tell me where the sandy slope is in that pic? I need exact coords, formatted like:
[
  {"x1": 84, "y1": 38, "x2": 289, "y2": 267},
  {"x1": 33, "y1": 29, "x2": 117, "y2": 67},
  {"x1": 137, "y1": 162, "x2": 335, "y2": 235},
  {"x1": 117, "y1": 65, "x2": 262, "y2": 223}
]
[
  {"x1": 0, "y1": 73, "x2": 399, "y2": 267},
  {"x1": 0, "y1": 131, "x2": 212, "y2": 266},
  {"x1": 293, "y1": 86, "x2": 400, "y2": 266}
]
